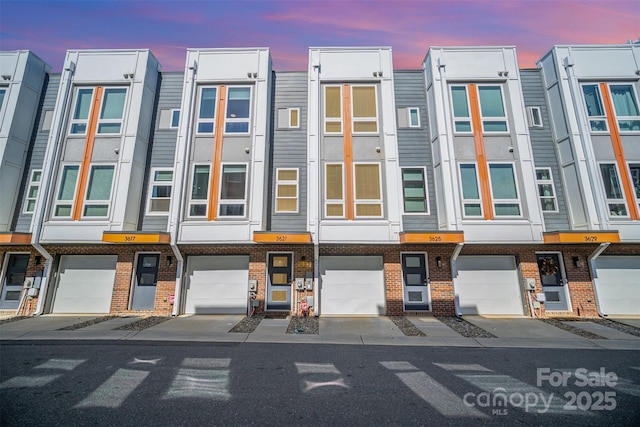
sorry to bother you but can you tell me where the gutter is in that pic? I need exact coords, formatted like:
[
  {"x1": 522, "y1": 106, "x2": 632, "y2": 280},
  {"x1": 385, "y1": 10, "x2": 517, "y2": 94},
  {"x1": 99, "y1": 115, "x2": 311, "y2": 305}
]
[
  {"x1": 168, "y1": 60, "x2": 198, "y2": 316},
  {"x1": 587, "y1": 242, "x2": 610, "y2": 317},
  {"x1": 450, "y1": 242, "x2": 465, "y2": 317}
]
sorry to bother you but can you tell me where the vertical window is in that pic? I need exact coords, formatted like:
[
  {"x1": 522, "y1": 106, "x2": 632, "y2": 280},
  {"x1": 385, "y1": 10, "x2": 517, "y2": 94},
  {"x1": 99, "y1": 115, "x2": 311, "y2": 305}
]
[
  {"x1": 459, "y1": 164, "x2": 482, "y2": 217},
  {"x1": 401, "y1": 168, "x2": 427, "y2": 213},
  {"x1": 189, "y1": 164, "x2": 210, "y2": 217},
  {"x1": 527, "y1": 106, "x2": 543, "y2": 128},
  {"x1": 599, "y1": 163, "x2": 628, "y2": 217},
  {"x1": 581, "y1": 85, "x2": 607, "y2": 132},
  {"x1": 610, "y1": 84, "x2": 640, "y2": 131},
  {"x1": 53, "y1": 165, "x2": 79, "y2": 217},
  {"x1": 83, "y1": 165, "x2": 115, "y2": 217},
  {"x1": 225, "y1": 87, "x2": 251, "y2": 133},
  {"x1": 489, "y1": 163, "x2": 520, "y2": 216},
  {"x1": 325, "y1": 163, "x2": 344, "y2": 217},
  {"x1": 97, "y1": 88, "x2": 126, "y2": 134},
  {"x1": 289, "y1": 108, "x2": 299, "y2": 128},
  {"x1": 23, "y1": 170, "x2": 42, "y2": 214},
  {"x1": 324, "y1": 86, "x2": 342, "y2": 133},
  {"x1": 219, "y1": 164, "x2": 247, "y2": 216},
  {"x1": 70, "y1": 88, "x2": 94, "y2": 134},
  {"x1": 275, "y1": 169, "x2": 298, "y2": 213},
  {"x1": 535, "y1": 168, "x2": 558, "y2": 212},
  {"x1": 478, "y1": 86, "x2": 508, "y2": 132},
  {"x1": 629, "y1": 164, "x2": 640, "y2": 213},
  {"x1": 352, "y1": 86, "x2": 378, "y2": 133},
  {"x1": 197, "y1": 87, "x2": 216, "y2": 134},
  {"x1": 0, "y1": 88, "x2": 6, "y2": 110},
  {"x1": 408, "y1": 107, "x2": 420, "y2": 128},
  {"x1": 147, "y1": 169, "x2": 173, "y2": 215},
  {"x1": 170, "y1": 109, "x2": 180, "y2": 128},
  {"x1": 354, "y1": 163, "x2": 382, "y2": 217},
  {"x1": 451, "y1": 86, "x2": 471, "y2": 132}
]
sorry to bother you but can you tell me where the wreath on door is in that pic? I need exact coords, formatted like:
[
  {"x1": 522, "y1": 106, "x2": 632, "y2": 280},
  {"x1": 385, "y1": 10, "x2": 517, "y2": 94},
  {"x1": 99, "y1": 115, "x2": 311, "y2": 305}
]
[{"x1": 538, "y1": 257, "x2": 559, "y2": 276}]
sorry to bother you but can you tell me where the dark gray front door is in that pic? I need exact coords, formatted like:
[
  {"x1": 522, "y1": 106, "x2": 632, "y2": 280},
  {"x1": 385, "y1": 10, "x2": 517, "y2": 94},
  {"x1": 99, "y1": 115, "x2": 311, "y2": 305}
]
[
  {"x1": 1, "y1": 254, "x2": 29, "y2": 310},
  {"x1": 131, "y1": 254, "x2": 159, "y2": 310},
  {"x1": 267, "y1": 254, "x2": 292, "y2": 310}
]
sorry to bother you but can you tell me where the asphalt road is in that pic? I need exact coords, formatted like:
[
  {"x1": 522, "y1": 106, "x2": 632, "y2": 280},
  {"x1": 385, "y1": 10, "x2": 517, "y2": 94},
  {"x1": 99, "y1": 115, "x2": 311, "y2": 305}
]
[{"x1": 1, "y1": 341, "x2": 638, "y2": 426}]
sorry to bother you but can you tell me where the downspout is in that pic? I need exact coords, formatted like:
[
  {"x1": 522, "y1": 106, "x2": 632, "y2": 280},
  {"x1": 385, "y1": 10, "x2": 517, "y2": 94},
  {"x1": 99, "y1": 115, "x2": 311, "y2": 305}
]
[
  {"x1": 450, "y1": 242, "x2": 464, "y2": 317},
  {"x1": 169, "y1": 60, "x2": 198, "y2": 316},
  {"x1": 587, "y1": 242, "x2": 610, "y2": 317},
  {"x1": 33, "y1": 59, "x2": 76, "y2": 316},
  {"x1": 310, "y1": 58, "x2": 321, "y2": 317}
]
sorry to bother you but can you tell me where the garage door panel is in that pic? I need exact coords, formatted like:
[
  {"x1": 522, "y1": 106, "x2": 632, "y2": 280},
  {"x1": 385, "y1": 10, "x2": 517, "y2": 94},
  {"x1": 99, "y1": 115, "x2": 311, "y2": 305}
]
[
  {"x1": 53, "y1": 255, "x2": 117, "y2": 314},
  {"x1": 185, "y1": 255, "x2": 249, "y2": 315},
  {"x1": 594, "y1": 256, "x2": 640, "y2": 316}
]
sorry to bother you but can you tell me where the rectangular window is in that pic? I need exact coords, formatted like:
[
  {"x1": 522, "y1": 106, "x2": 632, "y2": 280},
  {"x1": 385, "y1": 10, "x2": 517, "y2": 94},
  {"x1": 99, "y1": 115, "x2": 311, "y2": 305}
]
[
  {"x1": 289, "y1": 108, "x2": 299, "y2": 128},
  {"x1": 325, "y1": 163, "x2": 344, "y2": 217},
  {"x1": 219, "y1": 164, "x2": 247, "y2": 216},
  {"x1": 408, "y1": 107, "x2": 420, "y2": 128},
  {"x1": 451, "y1": 86, "x2": 471, "y2": 132},
  {"x1": 459, "y1": 164, "x2": 482, "y2": 217},
  {"x1": 225, "y1": 87, "x2": 251, "y2": 133},
  {"x1": 147, "y1": 169, "x2": 173, "y2": 215},
  {"x1": 170, "y1": 109, "x2": 180, "y2": 128},
  {"x1": 0, "y1": 88, "x2": 6, "y2": 110},
  {"x1": 354, "y1": 163, "x2": 382, "y2": 217},
  {"x1": 489, "y1": 163, "x2": 521, "y2": 216},
  {"x1": 275, "y1": 168, "x2": 298, "y2": 213},
  {"x1": 610, "y1": 84, "x2": 640, "y2": 131},
  {"x1": 527, "y1": 106, "x2": 543, "y2": 128},
  {"x1": 70, "y1": 88, "x2": 94, "y2": 134},
  {"x1": 352, "y1": 85, "x2": 378, "y2": 133},
  {"x1": 478, "y1": 86, "x2": 508, "y2": 132},
  {"x1": 629, "y1": 163, "x2": 640, "y2": 213},
  {"x1": 197, "y1": 87, "x2": 216, "y2": 134},
  {"x1": 582, "y1": 85, "x2": 607, "y2": 132},
  {"x1": 277, "y1": 108, "x2": 300, "y2": 129},
  {"x1": 53, "y1": 165, "x2": 79, "y2": 217},
  {"x1": 535, "y1": 168, "x2": 558, "y2": 212},
  {"x1": 97, "y1": 88, "x2": 126, "y2": 134},
  {"x1": 599, "y1": 163, "x2": 628, "y2": 217},
  {"x1": 23, "y1": 169, "x2": 42, "y2": 214},
  {"x1": 82, "y1": 165, "x2": 115, "y2": 217},
  {"x1": 401, "y1": 168, "x2": 428, "y2": 213},
  {"x1": 324, "y1": 86, "x2": 342, "y2": 133},
  {"x1": 188, "y1": 164, "x2": 210, "y2": 217}
]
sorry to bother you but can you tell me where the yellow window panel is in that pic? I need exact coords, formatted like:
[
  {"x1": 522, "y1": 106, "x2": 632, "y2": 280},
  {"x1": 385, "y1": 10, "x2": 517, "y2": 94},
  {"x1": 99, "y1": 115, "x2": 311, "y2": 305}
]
[
  {"x1": 325, "y1": 87, "x2": 341, "y2": 118},
  {"x1": 276, "y1": 199, "x2": 297, "y2": 212},
  {"x1": 326, "y1": 164, "x2": 343, "y2": 199},
  {"x1": 277, "y1": 169, "x2": 297, "y2": 181},
  {"x1": 272, "y1": 256, "x2": 289, "y2": 267},
  {"x1": 277, "y1": 184, "x2": 297, "y2": 197},
  {"x1": 356, "y1": 204, "x2": 382, "y2": 217},
  {"x1": 355, "y1": 164, "x2": 381, "y2": 199},
  {"x1": 325, "y1": 121, "x2": 342, "y2": 133},
  {"x1": 326, "y1": 204, "x2": 344, "y2": 216},
  {"x1": 272, "y1": 290, "x2": 288, "y2": 302},
  {"x1": 290, "y1": 109, "x2": 299, "y2": 127},
  {"x1": 352, "y1": 86, "x2": 376, "y2": 118},
  {"x1": 354, "y1": 121, "x2": 378, "y2": 133},
  {"x1": 272, "y1": 273, "x2": 289, "y2": 285}
]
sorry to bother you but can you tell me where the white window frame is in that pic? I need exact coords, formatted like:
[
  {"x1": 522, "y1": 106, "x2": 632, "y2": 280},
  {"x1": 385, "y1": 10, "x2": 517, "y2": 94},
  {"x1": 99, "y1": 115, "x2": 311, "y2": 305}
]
[
  {"x1": 527, "y1": 106, "x2": 543, "y2": 128},
  {"x1": 353, "y1": 162, "x2": 384, "y2": 218},
  {"x1": 407, "y1": 107, "x2": 420, "y2": 128},
  {"x1": 196, "y1": 86, "x2": 217, "y2": 135},
  {"x1": 324, "y1": 85, "x2": 343, "y2": 134},
  {"x1": 81, "y1": 163, "x2": 116, "y2": 219},
  {"x1": 609, "y1": 83, "x2": 640, "y2": 132},
  {"x1": 69, "y1": 87, "x2": 95, "y2": 135},
  {"x1": 187, "y1": 163, "x2": 211, "y2": 218},
  {"x1": 288, "y1": 108, "x2": 300, "y2": 128},
  {"x1": 324, "y1": 163, "x2": 345, "y2": 218},
  {"x1": 170, "y1": 109, "x2": 180, "y2": 129},
  {"x1": 450, "y1": 85, "x2": 472, "y2": 134},
  {"x1": 581, "y1": 84, "x2": 608, "y2": 133},
  {"x1": 458, "y1": 163, "x2": 483, "y2": 218},
  {"x1": 23, "y1": 169, "x2": 42, "y2": 214},
  {"x1": 52, "y1": 164, "x2": 80, "y2": 218},
  {"x1": 218, "y1": 163, "x2": 249, "y2": 217},
  {"x1": 146, "y1": 168, "x2": 173, "y2": 216},
  {"x1": 598, "y1": 162, "x2": 629, "y2": 218},
  {"x1": 401, "y1": 166, "x2": 429, "y2": 214},
  {"x1": 477, "y1": 84, "x2": 509, "y2": 134},
  {"x1": 488, "y1": 162, "x2": 522, "y2": 218},
  {"x1": 274, "y1": 168, "x2": 299, "y2": 213},
  {"x1": 224, "y1": 86, "x2": 252, "y2": 135},
  {"x1": 96, "y1": 87, "x2": 127, "y2": 135},
  {"x1": 351, "y1": 85, "x2": 379, "y2": 134},
  {"x1": 535, "y1": 167, "x2": 559, "y2": 213},
  {"x1": 0, "y1": 87, "x2": 7, "y2": 111},
  {"x1": 628, "y1": 163, "x2": 640, "y2": 214}
]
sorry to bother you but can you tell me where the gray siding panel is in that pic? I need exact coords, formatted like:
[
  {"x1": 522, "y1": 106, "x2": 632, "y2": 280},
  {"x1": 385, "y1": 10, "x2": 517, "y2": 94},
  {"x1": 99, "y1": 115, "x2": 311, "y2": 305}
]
[
  {"x1": 15, "y1": 74, "x2": 60, "y2": 232},
  {"x1": 521, "y1": 69, "x2": 570, "y2": 231},
  {"x1": 269, "y1": 71, "x2": 308, "y2": 232},
  {"x1": 394, "y1": 70, "x2": 438, "y2": 231}
]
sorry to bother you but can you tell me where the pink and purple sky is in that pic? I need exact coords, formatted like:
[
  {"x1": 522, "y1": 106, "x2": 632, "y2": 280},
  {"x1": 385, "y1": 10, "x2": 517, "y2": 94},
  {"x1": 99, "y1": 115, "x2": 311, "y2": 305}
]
[{"x1": 1, "y1": 0, "x2": 638, "y2": 72}]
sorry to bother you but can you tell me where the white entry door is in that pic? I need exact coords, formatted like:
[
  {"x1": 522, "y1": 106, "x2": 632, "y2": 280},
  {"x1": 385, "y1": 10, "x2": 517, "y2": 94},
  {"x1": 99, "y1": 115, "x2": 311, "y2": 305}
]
[
  {"x1": 402, "y1": 253, "x2": 430, "y2": 311},
  {"x1": 536, "y1": 253, "x2": 570, "y2": 311}
]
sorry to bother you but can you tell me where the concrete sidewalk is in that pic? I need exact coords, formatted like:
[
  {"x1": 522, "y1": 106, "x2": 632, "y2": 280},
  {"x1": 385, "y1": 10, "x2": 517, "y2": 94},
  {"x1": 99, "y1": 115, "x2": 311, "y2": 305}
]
[{"x1": 1, "y1": 314, "x2": 639, "y2": 350}]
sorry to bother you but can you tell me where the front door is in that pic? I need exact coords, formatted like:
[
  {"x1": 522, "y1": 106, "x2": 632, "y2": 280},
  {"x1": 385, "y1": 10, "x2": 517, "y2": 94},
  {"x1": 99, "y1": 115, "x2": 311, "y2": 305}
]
[
  {"x1": 131, "y1": 254, "x2": 159, "y2": 310},
  {"x1": 0, "y1": 254, "x2": 29, "y2": 310},
  {"x1": 267, "y1": 253, "x2": 292, "y2": 310},
  {"x1": 536, "y1": 253, "x2": 570, "y2": 311},
  {"x1": 402, "y1": 253, "x2": 430, "y2": 311}
]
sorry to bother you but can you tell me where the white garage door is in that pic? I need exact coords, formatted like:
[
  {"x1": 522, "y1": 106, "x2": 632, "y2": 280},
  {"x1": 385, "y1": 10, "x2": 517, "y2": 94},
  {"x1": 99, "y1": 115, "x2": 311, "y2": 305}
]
[
  {"x1": 52, "y1": 255, "x2": 117, "y2": 313},
  {"x1": 455, "y1": 255, "x2": 524, "y2": 315},
  {"x1": 593, "y1": 256, "x2": 640, "y2": 316},
  {"x1": 184, "y1": 255, "x2": 249, "y2": 314},
  {"x1": 319, "y1": 256, "x2": 385, "y2": 316}
]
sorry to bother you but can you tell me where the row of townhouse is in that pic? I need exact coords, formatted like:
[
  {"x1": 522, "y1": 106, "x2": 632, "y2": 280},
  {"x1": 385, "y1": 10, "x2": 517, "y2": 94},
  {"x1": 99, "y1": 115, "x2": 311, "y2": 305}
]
[{"x1": 0, "y1": 43, "x2": 638, "y2": 319}]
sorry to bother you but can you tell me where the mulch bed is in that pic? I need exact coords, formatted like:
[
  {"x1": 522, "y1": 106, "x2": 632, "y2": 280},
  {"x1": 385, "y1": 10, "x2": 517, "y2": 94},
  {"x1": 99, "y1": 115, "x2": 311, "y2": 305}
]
[
  {"x1": 115, "y1": 316, "x2": 170, "y2": 331},
  {"x1": 0, "y1": 316, "x2": 29, "y2": 325},
  {"x1": 389, "y1": 316, "x2": 426, "y2": 336},
  {"x1": 286, "y1": 316, "x2": 319, "y2": 334},
  {"x1": 436, "y1": 316, "x2": 497, "y2": 338},
  {"x1": 58, "y1": 315, "x2": 117, "y2": 330},
  {"x1": 229, "y1": 315, "x2": 264, "y2": 333}
]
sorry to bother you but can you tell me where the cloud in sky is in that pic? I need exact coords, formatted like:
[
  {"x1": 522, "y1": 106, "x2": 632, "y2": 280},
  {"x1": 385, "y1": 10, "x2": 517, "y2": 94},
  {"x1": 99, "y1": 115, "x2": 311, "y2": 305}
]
[{"x1": 0, "y1": 0, "x2": 638, "y2": 72}]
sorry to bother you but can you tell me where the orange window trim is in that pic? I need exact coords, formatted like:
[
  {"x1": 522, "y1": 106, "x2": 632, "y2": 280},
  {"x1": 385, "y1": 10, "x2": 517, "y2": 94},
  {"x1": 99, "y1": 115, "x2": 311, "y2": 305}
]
[
  {"x1": 468, "y1": 84, "x2": 494, "y2": 220},
  {"x1": 208, "y1": 85, "x2": 227, "y2": 221},
  {"x1": 72, "y1": 86, "x2": 103, "y2": 221},
  {"x1": 599, "y1": 83, "x2": 639, "y2": 220},
  {"x1": 342, "y1": 84, "x2": 355, "y2": 220}
]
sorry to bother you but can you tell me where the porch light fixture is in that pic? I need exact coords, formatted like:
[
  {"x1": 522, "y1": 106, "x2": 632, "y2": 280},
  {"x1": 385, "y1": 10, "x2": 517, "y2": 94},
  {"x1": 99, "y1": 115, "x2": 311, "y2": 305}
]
[
  {"x1": 572, "y1": 256, "x2": 582, "y2": 268},
  {"x1": 34, "y1": 255, "x2": 42, "y2": 265},
  {"x1": 436, "y1": 256, "x2": 442, "y2": 268},
  {"x1": 166, "y1": 255, "x2": 173, "y2": 267}
]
